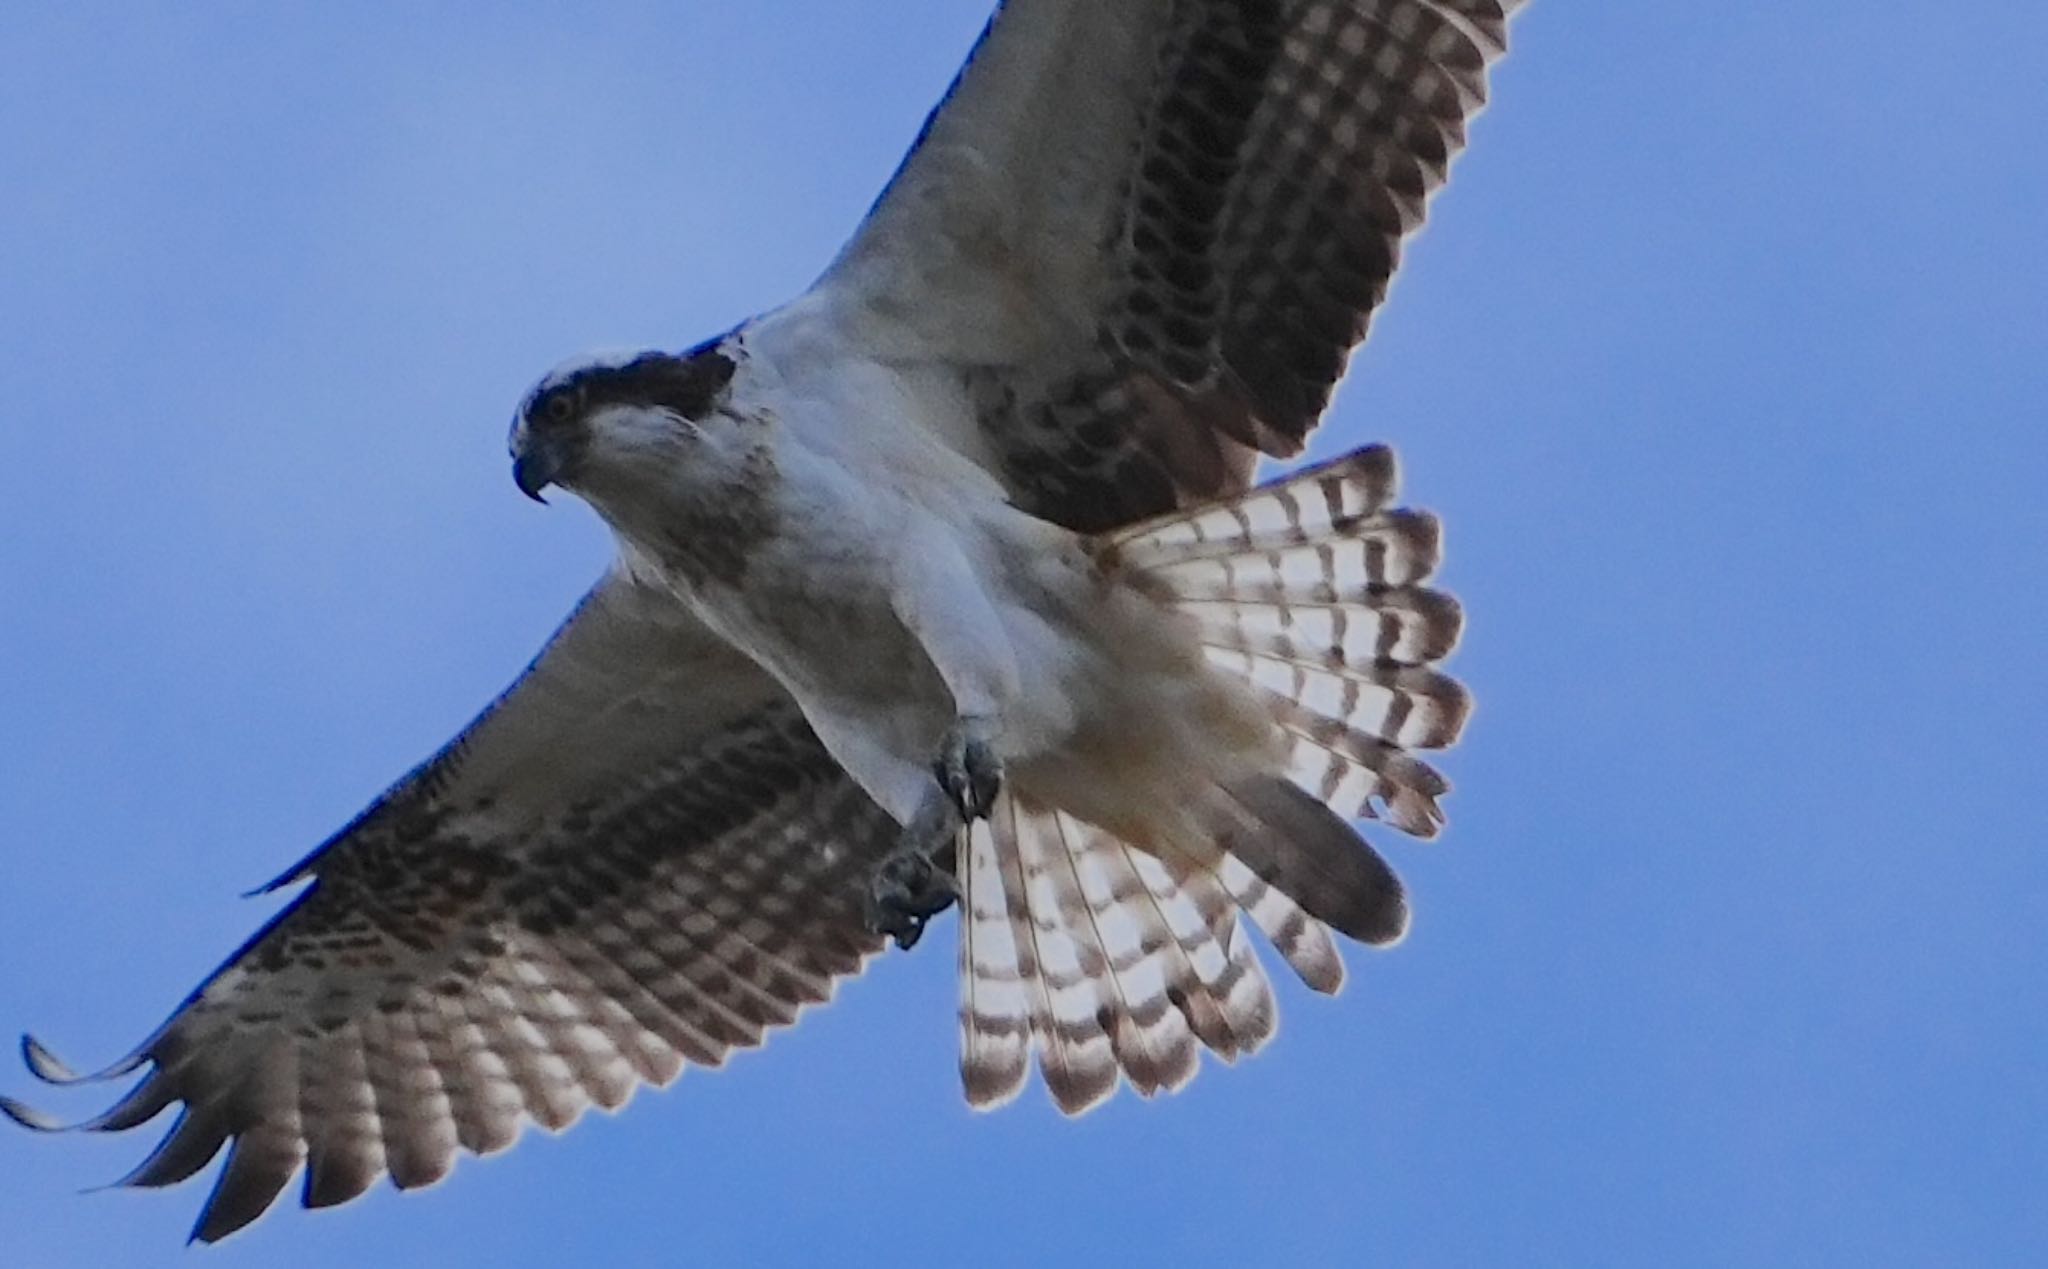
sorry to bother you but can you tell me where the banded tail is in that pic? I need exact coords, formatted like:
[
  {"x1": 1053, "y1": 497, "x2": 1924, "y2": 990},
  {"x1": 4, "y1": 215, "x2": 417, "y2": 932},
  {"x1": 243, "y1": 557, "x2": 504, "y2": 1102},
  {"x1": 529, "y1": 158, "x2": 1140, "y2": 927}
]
[{"x1": 959, "y1": 445, "x2": 1470, "y2": 1113}]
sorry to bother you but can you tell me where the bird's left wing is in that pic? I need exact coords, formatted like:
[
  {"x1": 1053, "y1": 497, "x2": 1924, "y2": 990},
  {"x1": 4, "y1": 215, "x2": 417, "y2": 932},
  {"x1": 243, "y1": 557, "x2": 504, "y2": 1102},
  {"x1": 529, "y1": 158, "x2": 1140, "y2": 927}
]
[
  {"x1": 2, "y1": 569, "x2": 898, "y2": 1243},
  {"x1": 818, "y1": 0, "x2": 1523, "y2": 532}
]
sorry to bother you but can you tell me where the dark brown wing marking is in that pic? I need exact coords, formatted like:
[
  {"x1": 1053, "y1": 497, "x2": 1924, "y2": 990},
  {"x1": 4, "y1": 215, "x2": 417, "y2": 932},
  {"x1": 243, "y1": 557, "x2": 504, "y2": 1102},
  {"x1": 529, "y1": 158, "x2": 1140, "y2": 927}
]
[
  {"x1": 4, "y1": 580, "x2": 898, "y2": 1242},
  {"x1": 838, "y1": 1, "x2": 1523, "y2": 532},
  {"x1": 1000, "y1": 1, "x2": 1519, "y2": 531}
]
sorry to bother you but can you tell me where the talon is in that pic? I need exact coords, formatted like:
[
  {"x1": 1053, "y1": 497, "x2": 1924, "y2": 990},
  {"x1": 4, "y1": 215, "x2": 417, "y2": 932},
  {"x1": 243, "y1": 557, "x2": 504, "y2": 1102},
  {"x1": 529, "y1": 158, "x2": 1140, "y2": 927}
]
[
  {"x1": 867, "y1": 900, "x2": 928, "y2": 951},
  {"x1": 935, "y1": 723, "x2": 1003, "y2": 820},
  {"x1": 866, "y1": 846, "x2": 960, "y2": 951}
]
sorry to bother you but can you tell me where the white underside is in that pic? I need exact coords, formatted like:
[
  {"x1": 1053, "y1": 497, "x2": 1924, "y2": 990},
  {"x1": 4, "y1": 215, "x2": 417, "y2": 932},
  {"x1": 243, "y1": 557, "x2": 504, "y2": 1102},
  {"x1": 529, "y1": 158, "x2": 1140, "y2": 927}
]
[{"x1": 583, "y1": 293, "x2": 1274, "y2": 837}]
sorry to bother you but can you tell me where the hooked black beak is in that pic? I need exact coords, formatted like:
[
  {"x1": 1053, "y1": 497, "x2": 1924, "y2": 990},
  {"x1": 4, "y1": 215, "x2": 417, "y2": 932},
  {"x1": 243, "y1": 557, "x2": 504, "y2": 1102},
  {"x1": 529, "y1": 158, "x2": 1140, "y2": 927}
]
[{"x1": 512, "y1": 437, "x2": 568, "y2": 504}]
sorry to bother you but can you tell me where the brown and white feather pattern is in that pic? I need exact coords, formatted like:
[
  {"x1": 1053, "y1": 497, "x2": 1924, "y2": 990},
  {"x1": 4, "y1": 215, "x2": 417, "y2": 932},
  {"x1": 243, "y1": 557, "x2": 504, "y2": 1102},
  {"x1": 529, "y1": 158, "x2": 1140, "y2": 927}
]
[
  {"x1": 4, "y1": 698, "x2": 899, "y2": 1244},
  {"x1": 1112, "y1": 444, "x2": 1468, "y2": 832},
  {"x1": 959, "y1": 797, "x2": 1278, "y2": 1114},
  {"x1": 958, "y1": 445, "x2": 1466, "y2": 1112},
  {"x1": 876, "y1": 0, "x2": 1527, "y2": 531}
]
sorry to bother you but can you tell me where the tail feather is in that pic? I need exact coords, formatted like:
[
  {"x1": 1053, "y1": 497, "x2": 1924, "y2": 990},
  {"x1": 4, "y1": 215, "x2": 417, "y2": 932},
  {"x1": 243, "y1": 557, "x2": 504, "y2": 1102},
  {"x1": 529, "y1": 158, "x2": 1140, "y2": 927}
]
[
  {"x1": 1212, "y1": 775, "x2": 1408, "y2": 948},
  {"x1": 1105, "y1": 446, "x2": 1400, "y2": 566},
  {"x1": 1216, "y1": 854, "x2": 1345, "y2": 994},
  {"x1": 955, "y1": 443, "x2": 1466, "y2": 1113},
  {"x1": 1122, "y1": 848, "x2": 1277, "y2": 1060},
  {"x1": 1268, "y1": 695, "x2": 1451, "y2": 835},
  {"x1": 1006, "y1": 805, "x2": 1120, "y2": 1114},
  {"x1": 958, "y1": 810, "x2": 1033, "y2": 1109},
  {"x1": 1206, "y1": 650, "x2": 1470, "y2": 750},
  {"x1": 1055, "y1": 814, "x2": 1199, "y2": 1098},
  {"x1": 1113, "y1": 443, "x2": 1464, "y2": 837},
  {"x1": 1181, "y1": 587, "x2": 1464, "y2": 668},
  {"x1": 958, "y1": 798, "x2": 1284, "y2": 1113},
  {"x1": 1136, "y1": 510, "x2": 1443, "y2": 601}
]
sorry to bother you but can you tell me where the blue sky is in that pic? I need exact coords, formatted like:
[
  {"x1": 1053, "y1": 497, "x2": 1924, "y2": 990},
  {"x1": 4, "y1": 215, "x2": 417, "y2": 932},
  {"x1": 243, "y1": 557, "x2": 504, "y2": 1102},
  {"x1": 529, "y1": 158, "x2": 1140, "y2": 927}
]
[{"x1": 1, "y1": 5, "x2": 2042, "y2": 1266}]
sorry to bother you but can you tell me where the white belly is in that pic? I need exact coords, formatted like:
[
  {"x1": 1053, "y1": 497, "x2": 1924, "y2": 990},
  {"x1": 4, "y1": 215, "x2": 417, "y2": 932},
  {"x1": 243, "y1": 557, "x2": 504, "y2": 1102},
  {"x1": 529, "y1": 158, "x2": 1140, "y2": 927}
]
[
  {"x1": 668, "y1": 479, "x2": 1266, "y2": 842},
  {"x1": 614, "y1": 304, "x2": 1275, "y2": 832},
  {"x1": 670, "y1": 483, "x2": 1096, "y2": 824}
]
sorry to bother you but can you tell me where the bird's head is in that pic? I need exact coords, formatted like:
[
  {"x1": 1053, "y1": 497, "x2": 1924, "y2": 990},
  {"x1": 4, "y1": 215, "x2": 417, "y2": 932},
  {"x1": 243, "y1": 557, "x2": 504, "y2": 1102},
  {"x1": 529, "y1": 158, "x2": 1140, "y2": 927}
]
[{"x1": 509, "y1": 344, "x2": 739, "y2": 503}]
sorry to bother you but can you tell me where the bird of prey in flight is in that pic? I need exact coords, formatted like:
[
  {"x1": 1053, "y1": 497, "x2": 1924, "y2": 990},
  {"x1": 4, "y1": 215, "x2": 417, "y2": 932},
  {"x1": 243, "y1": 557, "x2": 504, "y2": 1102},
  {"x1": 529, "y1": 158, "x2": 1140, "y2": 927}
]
[{"x1": 6, "y1": 0, "x2": 1523, "y2": 1242}]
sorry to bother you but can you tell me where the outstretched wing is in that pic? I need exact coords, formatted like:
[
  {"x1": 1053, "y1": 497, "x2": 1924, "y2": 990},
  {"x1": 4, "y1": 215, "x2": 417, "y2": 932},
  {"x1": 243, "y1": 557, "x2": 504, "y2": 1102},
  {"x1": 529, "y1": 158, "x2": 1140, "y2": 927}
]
[
  {"x1": 822, "y1": 0, "x2": 1523, "y2": 531},
  {"x1": 2, "y1": 571, "x2": 899, "y2": 1243}
]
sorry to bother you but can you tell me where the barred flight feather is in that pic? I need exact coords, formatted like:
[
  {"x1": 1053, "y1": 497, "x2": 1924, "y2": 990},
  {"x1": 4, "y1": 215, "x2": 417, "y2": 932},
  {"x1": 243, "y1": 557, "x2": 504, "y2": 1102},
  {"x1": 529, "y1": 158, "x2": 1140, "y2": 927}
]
[
  {"x1": 1182, "y1": 587, "x2": 1464, "y2": 669},
  {"x1": 1217, "y1": 854, "x2": 1348, "y2": 995},
  {"x1": 0, "y1": 698, "x2": 903, "y2": 1243},
  {"x1": 959, "y1": 798, "x2": 1284, "y2": 1114},
  {"x1": 1104, "y1": 446, "x2": 1402, "y2": 565},
  {"x1": 1204, "y1": 652, "x2": 1471, "y2": 751},
  {"x1": 1271, "y1": 696, "x2": 1452, "y2": 835},
  {"x1": 958, "y1": 812, "x2": 1034, "y2": 1109},
  {"x1": 1118, "y1": 443, "x2": 1466, "y2": 834},
  {"x1": 958, "y1": 442, "x2": 1465, "y2": 1111},
  {"x1": 1140, "y1": 511, "x2": 1444, "y2": 601},
  {"x1": 1010, "y1": 806, "x2": 1122, "y2": 1114}
]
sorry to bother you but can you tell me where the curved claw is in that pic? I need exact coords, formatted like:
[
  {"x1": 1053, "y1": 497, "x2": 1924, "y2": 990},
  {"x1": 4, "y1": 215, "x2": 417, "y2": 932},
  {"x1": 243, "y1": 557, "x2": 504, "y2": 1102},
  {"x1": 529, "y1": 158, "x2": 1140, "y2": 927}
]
[
  {"x1": 866, "y1": 849, "x2": 959, "y2": 951},
  {"x1": 934, "y1": 727, "x2": 1003, "y2": 821}
]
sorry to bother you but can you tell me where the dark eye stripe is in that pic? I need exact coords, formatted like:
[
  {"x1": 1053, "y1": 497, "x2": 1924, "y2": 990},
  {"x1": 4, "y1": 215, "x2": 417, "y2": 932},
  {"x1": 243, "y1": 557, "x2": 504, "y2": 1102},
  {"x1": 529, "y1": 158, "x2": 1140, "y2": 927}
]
[
  {"x1": 580, "y1": 348, "x2": 736, "y2": 422},
  {"x1": 521, "y1": 338, "x2": 738, "y2": 429}
]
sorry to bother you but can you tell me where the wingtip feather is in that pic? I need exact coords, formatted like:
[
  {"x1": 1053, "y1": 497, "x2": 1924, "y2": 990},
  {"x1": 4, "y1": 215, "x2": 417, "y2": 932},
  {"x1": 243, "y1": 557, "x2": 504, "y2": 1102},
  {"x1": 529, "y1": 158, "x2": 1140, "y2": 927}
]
[
  {"x1": 22, "y1": 1031, "x2": 148, "y2": 1086},
  {"x1": 22, "y1": 1033, "x2": 79, "y2": 1084},
  {"x1": 0, "y1": 1093, "x2": 68, "y2": 1132}
]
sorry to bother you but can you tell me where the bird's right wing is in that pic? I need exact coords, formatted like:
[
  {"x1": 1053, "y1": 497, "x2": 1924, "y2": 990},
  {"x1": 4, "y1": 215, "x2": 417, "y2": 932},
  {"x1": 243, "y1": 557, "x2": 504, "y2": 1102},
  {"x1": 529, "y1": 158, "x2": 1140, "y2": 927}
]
[{"x1": 3, "y1": 569, "x2": 900, "y2": 1242}]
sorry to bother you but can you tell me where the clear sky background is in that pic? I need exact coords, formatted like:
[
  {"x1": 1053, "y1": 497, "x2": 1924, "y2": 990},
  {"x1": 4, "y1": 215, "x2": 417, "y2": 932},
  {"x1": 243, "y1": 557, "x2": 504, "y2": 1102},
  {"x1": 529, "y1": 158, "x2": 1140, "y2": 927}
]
[{"x1": 1, "y1": 5, "x2": 2041, "y2": 1266}]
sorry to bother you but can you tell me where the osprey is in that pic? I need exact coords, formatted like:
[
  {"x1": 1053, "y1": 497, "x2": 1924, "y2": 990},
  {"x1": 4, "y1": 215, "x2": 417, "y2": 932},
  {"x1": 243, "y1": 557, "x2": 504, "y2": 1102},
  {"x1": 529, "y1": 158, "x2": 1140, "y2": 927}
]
[{"x1": 7, "y1": 0, "x2": 1522, "y2": 1242}]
